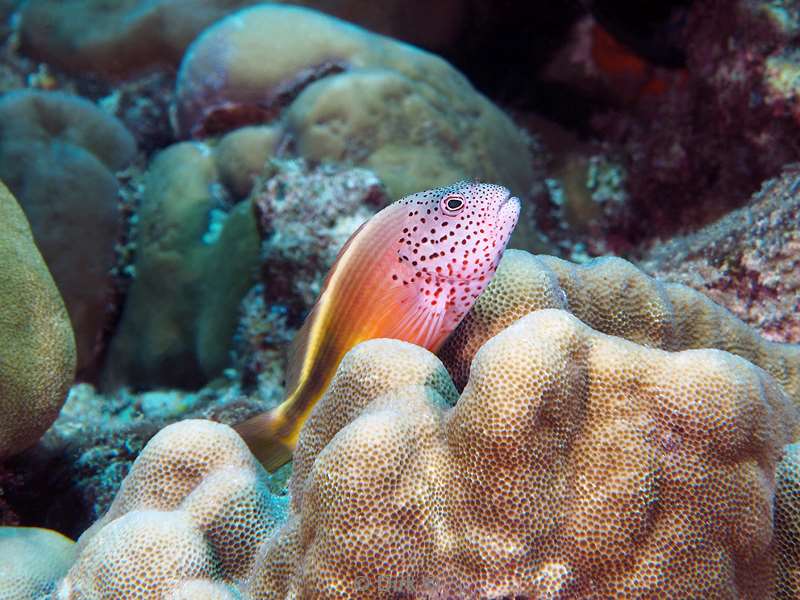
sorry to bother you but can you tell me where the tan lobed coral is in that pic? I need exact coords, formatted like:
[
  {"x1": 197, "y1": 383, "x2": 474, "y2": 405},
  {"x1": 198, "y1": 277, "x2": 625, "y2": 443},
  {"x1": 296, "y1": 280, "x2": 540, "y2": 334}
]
[
  {"x1": 0, "y1": 90, "x2": 135, "y2": 375},
  {"x1": 59, "y1": 318, "x2": 800, "y2": 596},
  {"x1": 777, "y1": 442, "x2": 800, "y2": 599},
  {"x1": 439, "y1": 249, "x2": 800, "y2": 402},
  {"x1": 0, "y1": 527, "x2": 76, "y2": 600},
  {"x1": 173, "y1": 5, "x2": 537, "y2": 202},
  {"x1": 0, "y1": 180, "x2": 75, "y2": 459},
  {"x1": 253, "y1": 311, "x2": 798, "y2": 597},
  {"x1": 56, "y1": 420, "x2": 287, "y2": 599},
  {"x1": 56, "y1": 250, "x2": 800, "y2": 597}
]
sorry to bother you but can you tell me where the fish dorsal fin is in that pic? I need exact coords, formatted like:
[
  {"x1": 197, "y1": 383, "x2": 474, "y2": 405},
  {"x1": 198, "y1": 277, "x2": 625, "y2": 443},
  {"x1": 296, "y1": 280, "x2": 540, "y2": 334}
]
[{"x1": 283, "y1": 218, "x2": 370, "y2": 394}]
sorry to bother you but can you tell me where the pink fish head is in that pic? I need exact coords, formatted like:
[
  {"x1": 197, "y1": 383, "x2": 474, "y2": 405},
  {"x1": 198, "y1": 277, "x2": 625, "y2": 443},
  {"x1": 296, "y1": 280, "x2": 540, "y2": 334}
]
[{"x1": 390, "y1": 181, "x2": 521, "y2": 344}]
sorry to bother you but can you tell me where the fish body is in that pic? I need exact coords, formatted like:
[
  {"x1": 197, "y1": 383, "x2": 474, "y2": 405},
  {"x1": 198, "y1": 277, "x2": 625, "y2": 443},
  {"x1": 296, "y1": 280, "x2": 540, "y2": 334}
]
[{"x1": 235, "y1": 181, "x2": 520, "y2": 470}]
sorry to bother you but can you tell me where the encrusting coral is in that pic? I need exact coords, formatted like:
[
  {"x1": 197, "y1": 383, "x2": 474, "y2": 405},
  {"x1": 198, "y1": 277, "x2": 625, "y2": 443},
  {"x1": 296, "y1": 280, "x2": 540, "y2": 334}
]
[
  {"x1": 0, "y1": 527, "x2": 76, "y2": 600},
  {"x1": 0, "y1": 181, "x2": 75, "y2": 460},
  {"x1": 50, "y1": 249, "x2": 800, "y2": 598}
]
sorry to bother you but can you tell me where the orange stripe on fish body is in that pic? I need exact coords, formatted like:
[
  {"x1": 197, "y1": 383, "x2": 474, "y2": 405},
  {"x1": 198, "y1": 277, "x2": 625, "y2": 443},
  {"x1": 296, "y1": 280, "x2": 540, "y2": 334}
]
[{"x1": 235, "y1": 181, "x2": 521, "y2": 471}]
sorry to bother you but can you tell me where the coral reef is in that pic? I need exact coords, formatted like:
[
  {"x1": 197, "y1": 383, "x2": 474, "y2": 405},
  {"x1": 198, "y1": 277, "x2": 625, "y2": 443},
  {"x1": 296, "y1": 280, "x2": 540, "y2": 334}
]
[
  {"x1": 270, "y1": 311, "x2": 797, "y2": 597},
  {"x1": 174, "y1": 5, "x2": 539, "y2": 202},
  {"x1": 251, "y1": 159, "x2": 385, "y2": 319},
  {"x1": 4, "y1": 3, "x2": 800, "y2": 597},
  {"x1": 0, "y1": 181, "x2": 75, "y2": 460},
  {"x1": 103, "y1": 155, "x2": 383, "y2": 390},
  {"x1": 0, "y1": 526, "x2": 75, "y2": 600},
  {"x1": 235, "y1": 158, "x2": 386, "y2": 394},
  {"x1": 0, "y1": 90, "x2": 135, "y2": 375},
  {"x1": 31, "y1": 247, "x2": 800, "y2": 598},
  {"x1": 640, "y1": 165, "x2": 800, "y2": 344},
  {"x1": 439, "y1": 250, "x2": 800, "y2": 402},
  {"x1": 56, "y1": 420, "x2": 287, "y2": 599},
  {"x1": 102, "y1": 141, "x2": 262, "y2": 389},
  {"x1": 0, "y1": 378, "x2": 281, "y2": 539},
  {"x1": 593, "y1": 0, "x2": 800, "y2": 239},
  {"x1": 51, "y1": 308, "x2": 800, "y2": 598}
]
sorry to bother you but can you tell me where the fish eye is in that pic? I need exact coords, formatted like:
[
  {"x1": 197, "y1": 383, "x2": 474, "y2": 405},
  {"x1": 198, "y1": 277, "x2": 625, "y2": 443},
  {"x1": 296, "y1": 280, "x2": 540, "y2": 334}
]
[{"x1": 441, "y1": 194, "x2": 465, "y2": 215}]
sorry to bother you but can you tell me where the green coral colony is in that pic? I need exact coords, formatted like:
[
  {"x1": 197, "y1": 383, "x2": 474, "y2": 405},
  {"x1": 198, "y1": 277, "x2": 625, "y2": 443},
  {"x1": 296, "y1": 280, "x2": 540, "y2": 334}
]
[{"x1": 1, "y1": 2, "x2": 800, "y2": 599}]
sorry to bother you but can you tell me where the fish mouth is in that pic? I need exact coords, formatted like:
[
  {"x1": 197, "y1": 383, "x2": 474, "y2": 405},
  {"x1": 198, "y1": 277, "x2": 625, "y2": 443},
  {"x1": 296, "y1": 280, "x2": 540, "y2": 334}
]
[
  {"x1": 498, "y1": 189, "x2": 520, "y2": 211},
  {"x1": 499, "y1": 191, "x2": 521, "y2": 220}
]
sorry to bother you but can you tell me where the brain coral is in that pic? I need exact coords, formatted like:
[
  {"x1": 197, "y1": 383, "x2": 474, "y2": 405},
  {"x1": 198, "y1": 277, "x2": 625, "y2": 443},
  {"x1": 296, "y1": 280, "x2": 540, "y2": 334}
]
[
  {"x1": 0, "y1": 527, "x2": 76, "y2": 600},
  {"x1": 173, "y1": 4, "x2": 537, "y2": 200},
  {"x1": 0, "y1": 90, "x2": 136, "y2": 375},
  {"x1": 57, "y1": 420, "x2": 287, "y2": 599},
  {"x1": 440, "y1": 249, "x2": 800, "y2": 402},
  {"x1": 0, "y1": 180, "x2": 75, "y2": 459}
]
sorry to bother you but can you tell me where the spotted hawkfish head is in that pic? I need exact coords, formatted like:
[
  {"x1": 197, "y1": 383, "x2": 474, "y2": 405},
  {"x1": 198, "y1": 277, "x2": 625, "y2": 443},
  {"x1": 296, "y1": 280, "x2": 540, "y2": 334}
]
[{"x1": 386, "y1": 180, "x2": 520, "y2": 344}]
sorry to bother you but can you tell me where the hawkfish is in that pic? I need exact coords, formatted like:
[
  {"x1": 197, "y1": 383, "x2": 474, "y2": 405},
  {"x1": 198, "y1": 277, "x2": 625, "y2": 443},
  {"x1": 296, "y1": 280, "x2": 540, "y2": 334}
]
[{"x1": 235, "y1": 181, "x2": 521, "y2": 471}]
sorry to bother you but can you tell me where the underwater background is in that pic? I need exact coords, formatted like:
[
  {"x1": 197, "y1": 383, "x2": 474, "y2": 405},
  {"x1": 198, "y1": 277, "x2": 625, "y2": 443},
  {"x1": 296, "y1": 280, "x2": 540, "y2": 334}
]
[{"x1": 0, "y1": 0, "x2": 799, "y2": 598}]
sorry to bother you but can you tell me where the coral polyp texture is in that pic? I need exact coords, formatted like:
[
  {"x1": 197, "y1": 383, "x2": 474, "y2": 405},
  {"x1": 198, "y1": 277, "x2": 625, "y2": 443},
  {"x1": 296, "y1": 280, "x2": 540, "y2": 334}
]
[
  {"x1": 263, "y1": 312, "x2": 799, "y2": 597},
  {"x1": 0, "y1": 90, "x2": 135, "y2": 375},
  {"x1": 173, "y1": 4, "x2": 537, "y2": 200},
  {"x1": 0, "y1": 181, "x2": 75, "y2": 459},
  {"x1": 439, "y1": 249, "x2": 800, "y2": 402},
  {"x1": 56, "y1": 420, "x2": 287, "y2": 599},
  {"x1": 776, "y1": 442, "x2": 800, "y2": 598},
  {"x1": 53, "y1": 311, "x2": 800, "y2": 597},
  {"x1": 0, "y1": 527, "x2": 76, "y2": 600}
]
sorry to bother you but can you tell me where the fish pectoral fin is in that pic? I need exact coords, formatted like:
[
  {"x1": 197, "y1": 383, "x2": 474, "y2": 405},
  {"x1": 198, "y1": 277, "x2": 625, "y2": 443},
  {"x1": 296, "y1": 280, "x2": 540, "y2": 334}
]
[{"x1": 233, "y1": 410, "x2": 294, "y2": 472}]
